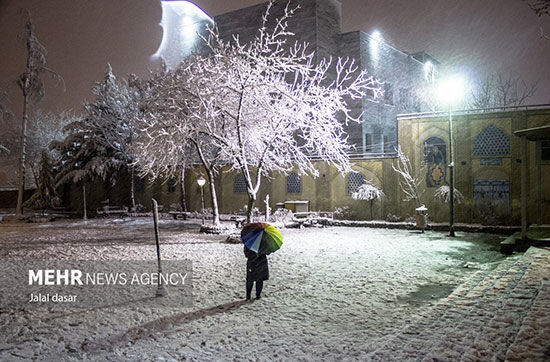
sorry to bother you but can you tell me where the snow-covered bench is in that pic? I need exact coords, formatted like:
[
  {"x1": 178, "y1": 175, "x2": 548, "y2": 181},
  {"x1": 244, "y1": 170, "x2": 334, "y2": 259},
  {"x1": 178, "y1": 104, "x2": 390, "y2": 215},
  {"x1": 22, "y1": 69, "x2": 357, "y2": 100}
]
[
  {"x1": 169, "y1": 211, "x2": 187, "y2": 220},
  {"x1": 230, "y1": 216, "x2": 246, "y2": 228},
  {"x1": 96, "y1": 206, "x2": 129, "y2": 217},
  {"x1": 293, "y1": 211, "x2": 333, "y2": 227}
]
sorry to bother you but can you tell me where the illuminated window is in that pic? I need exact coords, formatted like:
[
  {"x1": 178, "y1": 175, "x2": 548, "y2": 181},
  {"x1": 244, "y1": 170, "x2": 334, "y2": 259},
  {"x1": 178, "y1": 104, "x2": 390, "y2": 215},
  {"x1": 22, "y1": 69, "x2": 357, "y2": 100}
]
[
  {"x1": 347, "y1": 172, "x2": 364, "y2": 195},
  {"x1": 286, "y1": 173, "x2": 301, "y2": 193},
  {"x1": 473, "y1": 125, "x2": 510, "y2": 156},
  {"x1": 234, "y1": 173, "x2": 247, "y2": 194}
]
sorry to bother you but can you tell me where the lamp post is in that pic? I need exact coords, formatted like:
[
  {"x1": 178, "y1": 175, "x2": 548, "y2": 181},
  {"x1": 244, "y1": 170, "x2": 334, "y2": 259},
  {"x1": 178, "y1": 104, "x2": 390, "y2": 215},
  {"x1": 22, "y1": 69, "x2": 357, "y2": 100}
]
[
  {"x1": 438, "y1": 75, "x2": 465, "y2": 237},
  {"x1": 448, "y1": 109, "x2": 455, "y2": 237},
  {"x1": 197, "y1": 175, "x2": 206, "y2": 225}
]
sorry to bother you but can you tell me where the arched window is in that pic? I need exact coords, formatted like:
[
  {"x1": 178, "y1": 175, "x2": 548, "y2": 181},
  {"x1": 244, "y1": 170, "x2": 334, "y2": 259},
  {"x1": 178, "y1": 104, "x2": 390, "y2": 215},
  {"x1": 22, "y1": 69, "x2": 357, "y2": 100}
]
[
  {"x1": 423, "y1": 136, "x2": 447, "y2": 187},
  {"x1": 234, "y1": 173, "x2": 247, "y2": 193},
  {"x1": 286, "y1": 173, "x2": 301, "y2": 193},
  {"x1": 473, "y1": 125, "x2": 510, "y2": 156},
  {"x1": 347, "y1": 172, "x2": 364, "y2": 195},
  {"x1": 423, "y1": 136, "x2": 447, "y2": 165}
]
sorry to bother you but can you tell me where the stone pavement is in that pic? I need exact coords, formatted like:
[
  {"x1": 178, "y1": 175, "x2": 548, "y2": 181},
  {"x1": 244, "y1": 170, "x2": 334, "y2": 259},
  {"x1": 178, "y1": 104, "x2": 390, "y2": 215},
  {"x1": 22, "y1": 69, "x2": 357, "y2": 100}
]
[{"x1": 367, "y1": 246, "x2": 550, "y2": 361}]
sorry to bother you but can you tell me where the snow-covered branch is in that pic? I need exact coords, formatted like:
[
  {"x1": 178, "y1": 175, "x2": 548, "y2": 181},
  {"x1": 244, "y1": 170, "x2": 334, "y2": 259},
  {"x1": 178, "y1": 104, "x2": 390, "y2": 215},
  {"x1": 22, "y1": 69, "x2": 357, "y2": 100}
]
[
  {"x1": 392, "y1": 145, "x2": 424, "y2": 207},
  {"x1": 434, "y1": 185, "x2": 465, "y2": 204}
]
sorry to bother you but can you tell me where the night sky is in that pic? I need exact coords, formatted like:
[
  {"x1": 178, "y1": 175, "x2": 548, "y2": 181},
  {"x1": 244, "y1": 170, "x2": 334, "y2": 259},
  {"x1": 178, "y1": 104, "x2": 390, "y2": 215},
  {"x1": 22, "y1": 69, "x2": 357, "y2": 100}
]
[{"x1": 1, "y1": 0, "x2": 548, "y2": 117}]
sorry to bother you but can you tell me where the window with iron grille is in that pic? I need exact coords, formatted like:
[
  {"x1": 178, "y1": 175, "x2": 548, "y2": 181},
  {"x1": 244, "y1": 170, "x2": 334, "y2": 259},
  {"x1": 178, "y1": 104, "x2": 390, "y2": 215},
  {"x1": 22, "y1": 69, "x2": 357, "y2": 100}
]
[
  {"x1": 474, "y1": 180, "x2": 510, "y2": 215},
  {"x1": 234, "y1": 173, "x2": 247, "y2": 193},
  {"x1": 347, "y1": 172, "x2": 364, "y2": 194},
  {"x1": 473, "y1": 125, "x2": 510, "y2": 156},
  {"x1": 286, "y1": 173, "x2": 301, "y2": 193}
]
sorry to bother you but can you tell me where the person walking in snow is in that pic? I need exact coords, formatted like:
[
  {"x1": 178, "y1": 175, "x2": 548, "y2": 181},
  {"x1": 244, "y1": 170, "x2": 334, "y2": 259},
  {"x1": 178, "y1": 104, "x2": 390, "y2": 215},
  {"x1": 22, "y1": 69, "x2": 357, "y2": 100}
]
[{"x1": 244, "y1": 245, "x2": 269, "y2": 300}]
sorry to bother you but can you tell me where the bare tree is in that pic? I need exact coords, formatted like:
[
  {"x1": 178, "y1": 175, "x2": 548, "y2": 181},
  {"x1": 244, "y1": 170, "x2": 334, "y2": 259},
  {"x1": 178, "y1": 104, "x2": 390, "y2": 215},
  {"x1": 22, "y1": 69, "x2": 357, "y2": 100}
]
[
  {"x1": 524, "y1": 0, "x2": 550, "y2": 16},
  {"x1": 177, "y1": 2, "x2": 381, "y2": 223},
  {"x1": 15, "y1": 11, "x2": 62, "y2": 217},
  {"x1": 133, "y1": 65, "x2": 223, "y2": 224},
  {"x1": 470, "y1": 73, "x2": 537, "y2": 109},
  {"x1": 524, "y1": 0, "x2": 550, "y2": 39},
  {"x1": 392, "y1": 145, "x2": 424, "y2": 208}
]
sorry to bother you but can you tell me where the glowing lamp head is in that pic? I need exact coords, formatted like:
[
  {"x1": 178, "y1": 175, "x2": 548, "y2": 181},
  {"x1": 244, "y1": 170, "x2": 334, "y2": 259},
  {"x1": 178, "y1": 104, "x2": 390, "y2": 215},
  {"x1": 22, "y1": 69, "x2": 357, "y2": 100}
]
[
  {"x1": 197, "y1": 175, "x2": 206, "y2": 187},
  {"x1": 437, "y1": 75, "x2": 466, "y2": 107}
]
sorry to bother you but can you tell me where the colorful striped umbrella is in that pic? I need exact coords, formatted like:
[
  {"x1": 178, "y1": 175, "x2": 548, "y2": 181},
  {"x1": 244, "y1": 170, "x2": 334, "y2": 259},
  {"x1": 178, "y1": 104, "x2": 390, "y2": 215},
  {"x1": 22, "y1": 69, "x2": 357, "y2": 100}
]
[{"x1": 241, "y1": 222, "x2": 283, "y2": 255}]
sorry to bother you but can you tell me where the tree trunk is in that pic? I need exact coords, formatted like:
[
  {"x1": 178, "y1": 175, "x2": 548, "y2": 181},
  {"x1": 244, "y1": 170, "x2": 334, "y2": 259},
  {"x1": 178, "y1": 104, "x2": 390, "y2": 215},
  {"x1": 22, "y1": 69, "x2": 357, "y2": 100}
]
[
  {"x1": 180, "y1": 167, "x2": 187, "y2": 212},
  {"x1": 129, "y1": 165, "x2": 136, "y2": 212},
  {"x1": 205, "y1": 167, "x2": 220, "y2": 226},
  {"x1": 246, "y1": 193, "x2": 257, "y2": 224},
  {"x1": 370, "y1": 199, "x2": 374, "y2": 220},
  {"x1": 192, "y1": 141, "x2": 219, "y2": 225},
  {"x1": 82, "y1": 183, "x2": 87, "y2": 220},
  {"x1": 15, "y1": 94, "x2": 30, "y2": 217}
]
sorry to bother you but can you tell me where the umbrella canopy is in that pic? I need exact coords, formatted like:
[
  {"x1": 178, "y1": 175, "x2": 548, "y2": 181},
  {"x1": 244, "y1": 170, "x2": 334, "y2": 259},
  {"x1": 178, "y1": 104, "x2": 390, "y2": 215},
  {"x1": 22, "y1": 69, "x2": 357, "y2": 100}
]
[{"x1": 241, "y1": 222, "x2": 283, "y2": 254}]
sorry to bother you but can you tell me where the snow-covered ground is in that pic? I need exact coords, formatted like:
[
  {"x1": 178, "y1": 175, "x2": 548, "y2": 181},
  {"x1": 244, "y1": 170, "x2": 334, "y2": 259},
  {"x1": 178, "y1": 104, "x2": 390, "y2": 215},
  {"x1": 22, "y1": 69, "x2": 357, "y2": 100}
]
[{"x1": 0, "y1": 218, "x2": 521, "y2": 360}]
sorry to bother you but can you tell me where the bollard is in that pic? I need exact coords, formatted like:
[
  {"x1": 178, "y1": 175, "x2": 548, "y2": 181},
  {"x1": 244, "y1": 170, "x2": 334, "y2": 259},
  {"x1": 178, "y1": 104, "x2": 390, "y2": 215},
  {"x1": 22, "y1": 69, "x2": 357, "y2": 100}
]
[{"x1": 152, "y1": 199, "x2": 167, "y2": 297}]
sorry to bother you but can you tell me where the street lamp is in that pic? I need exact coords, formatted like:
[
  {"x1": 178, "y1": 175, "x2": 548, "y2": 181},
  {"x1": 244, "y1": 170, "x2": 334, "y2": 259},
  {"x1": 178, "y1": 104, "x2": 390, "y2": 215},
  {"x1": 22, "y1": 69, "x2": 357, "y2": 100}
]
[
  {"x1": 438, "y1": 75, "x2": 466, "y2": 237},
  {"x1": 197, "y1": 175, "x2": 206, "y2": 225}
]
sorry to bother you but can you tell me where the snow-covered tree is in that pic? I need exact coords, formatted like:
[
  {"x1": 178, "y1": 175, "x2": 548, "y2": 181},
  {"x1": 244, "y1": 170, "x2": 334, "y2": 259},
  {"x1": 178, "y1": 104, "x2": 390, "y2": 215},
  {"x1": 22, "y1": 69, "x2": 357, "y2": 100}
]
[
  {"x1": 52, "y1": 65, "x2": 137, "y2": 217},
  {"x1": 434, "y1": 185, "x2": 465, "y2": 205},
  {"x1": 392, "y1": 145, "x2": 425, "y2": 208},
  {"x1": 25, "y1": 110, "x2": 69, "y2": 186},
  {"x1": 352, "y1": 181, "x2": 385, "y2": 219},
  {"x1": 23, "y1": 150, "x2": 60, "y2": 212},
  {"x1": 15, "y1": 11, "x2": 62, "y2": 217},
  {"x1": 132, "y1": 65, "x2": 221, "y2": 223},
  {"x1": 161, "y1": 1, "x2": 381, "y2": 223},
  {"x1": 55, "y1": 65, "x2": 140, "y2": 212}
]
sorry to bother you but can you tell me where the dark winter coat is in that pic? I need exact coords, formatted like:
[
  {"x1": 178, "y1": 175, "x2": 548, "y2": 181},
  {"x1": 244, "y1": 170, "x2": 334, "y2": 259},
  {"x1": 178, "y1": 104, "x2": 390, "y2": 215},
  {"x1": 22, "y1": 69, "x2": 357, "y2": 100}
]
[{"x1": 244, "y1": 246, "x2": 269, "y2": 282}]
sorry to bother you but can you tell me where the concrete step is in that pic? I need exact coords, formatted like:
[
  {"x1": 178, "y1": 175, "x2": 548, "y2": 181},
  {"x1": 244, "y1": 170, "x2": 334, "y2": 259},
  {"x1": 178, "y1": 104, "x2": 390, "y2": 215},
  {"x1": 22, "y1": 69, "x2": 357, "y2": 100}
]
[
  {"x1": 501, "y1": 225, "x2": 550, "y2": 254},
  {"x1": 504, "y1": 249, "x2": 550, "y2": 361},
  {"x1": 457, "y1": 249, "x2": 544, "y2": 361},
  {"x1": 366, "y1": 254, "x2": 523, "y2": 361}
]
